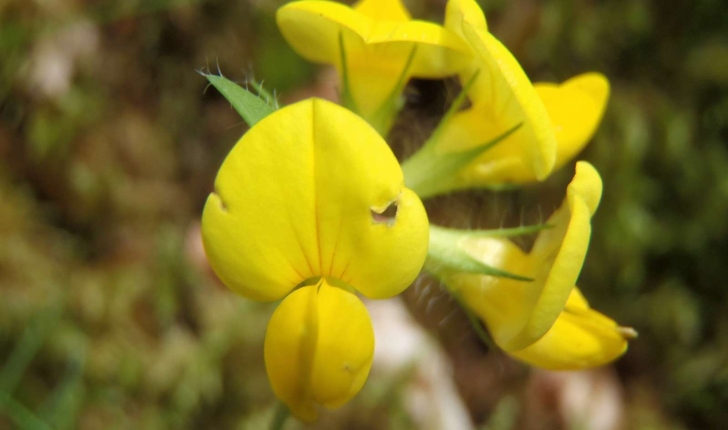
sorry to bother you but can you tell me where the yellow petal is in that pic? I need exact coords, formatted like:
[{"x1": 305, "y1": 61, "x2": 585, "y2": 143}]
[
  {"x1": 445, "y1": 0, "x2": 488, "y2": 32},
  {"x1": 276, "y1": 1, "x2": 368, "y2": 65},
  {"x1": 507, "y1": 161, "x2": 603, "y2": 350},
  {"x1": 277, "y1": 1, "x2": 470, "y2": 122},
  {"x1": 310, "y1": 282, "x2": 375, "y2": 409},
  {"x1": 438, "y1": 0, "x2": 556, "y2": 185},
  {"x1": 264, "y1": 280, "x2": 375, "y2": 422},
  {"x1": 535, "y1": 73, "x2": 610, "y2": 171},
  {"x1": 343, "y1": 22, "x2": 469, "y2": 119},
  {"x1": 446, "y1": 163, "x2": 603, "y2": 351},
  {"x1": 354, "y1": 0, "x2": 410, "y2": 22},
  {"x1": 452, "y1": 237, "x2": 539, "y2": 347},
  {"x1": 201, "y1": 98, "x2": 428, "y2": 301},
  {"x1": 508, "y1": 288, "x2": 634, "y2": 370}
]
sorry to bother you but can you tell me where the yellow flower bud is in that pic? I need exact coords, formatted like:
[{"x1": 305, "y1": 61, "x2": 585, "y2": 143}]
[{"x1": 264, "y1": 279, "x2": 375, "y2": 422}]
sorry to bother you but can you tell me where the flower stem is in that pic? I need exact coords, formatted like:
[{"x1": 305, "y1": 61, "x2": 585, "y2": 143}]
[{"x1": 270, "y1": 401, "x2": 290, "y2": 430}]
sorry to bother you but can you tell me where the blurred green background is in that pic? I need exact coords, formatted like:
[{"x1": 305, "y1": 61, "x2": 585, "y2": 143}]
[{"x1": 1, "y1": 0, "x2": 727, "y2": 429}]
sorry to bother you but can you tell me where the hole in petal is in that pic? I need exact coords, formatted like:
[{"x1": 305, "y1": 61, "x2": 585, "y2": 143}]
[{"x1": 371, "y1": 202, "x2": 398, "y2": 226}]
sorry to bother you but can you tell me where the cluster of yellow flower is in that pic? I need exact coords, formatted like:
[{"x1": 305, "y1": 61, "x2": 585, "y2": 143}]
[{"x1": 200, "y1": 0, "x2": 636, "y2": 422}]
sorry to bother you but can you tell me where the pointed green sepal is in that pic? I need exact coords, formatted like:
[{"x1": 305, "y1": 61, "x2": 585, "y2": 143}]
[
  {"x1": 338, "y1": 32, "x2": 357, "y2": 114},
  {"x1": 402, "y1": 122, "x2": 522, "y2": 198},
  {"x1": 201, "y1": 71, "x2": 277, "y2": 127},
  {"x1": 427, "y1": 70, "x2": 480, "y2": 145},
  {"x1": 425, "y1": 225, "x2": 533, "y2": 282},
  {"x1": 367, "y1": 45, "x2": 417, "y2": 136}
]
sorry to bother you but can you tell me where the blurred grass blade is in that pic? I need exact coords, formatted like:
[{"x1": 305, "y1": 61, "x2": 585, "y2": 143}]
[
  {"x1": 201, "y1": 72, "x2": 277, "y2": 127},
  {"x1": 0, "y1": 393, "x2": 53, "y2": 430},
  {"x1": 402, "y1": 122, "x2": 522, "y2": 198},
  {"x1": 0, "y1": 308, "x2": 60, "y2": 395},
  {"x1": 37, "y1": 356, "x2": 86, "y2": 430}
]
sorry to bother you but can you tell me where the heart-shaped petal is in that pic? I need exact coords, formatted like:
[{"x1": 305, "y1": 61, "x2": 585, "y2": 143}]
[{"x1": 202, "y1": 98, "x2": 429, "y2": 301}]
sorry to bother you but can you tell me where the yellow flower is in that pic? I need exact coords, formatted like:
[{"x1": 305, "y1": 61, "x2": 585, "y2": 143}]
[
  {"x1": 202, "y1": 98, "x2": 428, "y2": 301},
  {"x1": 276, "y1": 0, "x2": 470, "y2": 133},
  {"x1": 441, "y1": 162, "x2": 634, "y2": 368},
  {"x1": 201, "y1": 98, "x2": 429, "y2": 419},
  {"x1": 265, "y1": 279, "x2": 374, "y2": 422},
  {"x1": 419, "y1": 0, "x2": 608, "y2": 189}
]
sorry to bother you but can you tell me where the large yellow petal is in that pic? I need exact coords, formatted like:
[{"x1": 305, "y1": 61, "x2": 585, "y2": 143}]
[
  {"x1": 354, "y1": 0, "x2": 410, "y2": 22},
  {"x1": 535, "y1": 73, "x2": 610, "y2": 171},
  {"x1": 277, "y1": 1, "x2": 469, "y2": 72},
  {"x1": 277, "y1": 1, "x2": 368, "y2": 65},
  {"x1": 264, "y1": 280, "x2": 375, "y2": 422},
  {"x1": 508, "y1": 288, "x2": 634, "y2": 370},
  {"x1": 445, "y1": 0, "x2": 488, "y2": 32},
  {"x1": 201, "y1": 98, "x2": 428, "y2": 301},
  {"x1": 439, "y1": 0, "x2": 557, "y2": 184}
]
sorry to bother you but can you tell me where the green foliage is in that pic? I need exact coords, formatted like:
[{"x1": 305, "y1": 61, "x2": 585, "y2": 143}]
[{"x1": 202, "y1": 72, "x2": 278, "y2": 127}]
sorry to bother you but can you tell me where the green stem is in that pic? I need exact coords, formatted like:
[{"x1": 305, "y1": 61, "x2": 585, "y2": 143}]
[
  {"x1": 0, "y1": 392, "x2": 53, "y2": 430},
  {"x1": 270, "y1": 401, "x2": 290, "y2": 430}
]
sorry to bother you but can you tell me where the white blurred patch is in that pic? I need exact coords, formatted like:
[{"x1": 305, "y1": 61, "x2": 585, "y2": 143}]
[
  {"x1": 367, "y1": 298, "x2": 475, "y2": 430},
  {"x1": 26, "y1": 20, "x2": 100, "y2": 100},
  {"x1": 532, "y1": 369, "x2": 625, "y2": 430}
]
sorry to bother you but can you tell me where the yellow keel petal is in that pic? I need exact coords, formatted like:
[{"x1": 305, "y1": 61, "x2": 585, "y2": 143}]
[
  {"x1": 264, "y1": 280, "x2": 375, "y2": 422},
  {"x1": 508, "y1": 288, "x2": 633, "y2": 370}
]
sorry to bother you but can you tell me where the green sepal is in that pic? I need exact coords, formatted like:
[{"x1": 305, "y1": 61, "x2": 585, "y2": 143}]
[
  {"x1": 200, "y1": 71, "x2": 277, "y2": 127},
  {"x1": 338, "y1": 32, "x2": 357, "y2": 114},
  {"x1": 368, "y1": 45, "x2": 417, "y2": 136},
  {"x1": 337, "y1": 32, "x2": 416, "y2": 136},
  {"x1": 402, "y1": 122, "x2": 522, "y2": 198},
  {"x1": 451, "y1": 292, "x2": 497, "y2": 350},
  {"x1": 425, "y1": 225, "x2": 533, "y2": 282},
  {"x1": 427, "y1": 70, "x2": 480, "y2": 145}
]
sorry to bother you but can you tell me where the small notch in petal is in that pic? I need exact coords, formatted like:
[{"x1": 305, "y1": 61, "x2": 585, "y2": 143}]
[
  {"x1": 371, "y1": 201, "x2": 398, "y2": 226},
  {"x1": 211, "y1": 191, "x2": 228, "y2": 212}
]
